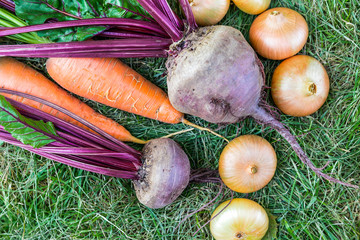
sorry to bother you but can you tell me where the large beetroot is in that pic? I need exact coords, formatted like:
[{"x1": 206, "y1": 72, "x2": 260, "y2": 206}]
[
  {"x1": 166, "y1": 25, "x2": 263, "y2": 123},
  {"x1": 0, "y1": 0, "x2": 357, "y2": 188}
]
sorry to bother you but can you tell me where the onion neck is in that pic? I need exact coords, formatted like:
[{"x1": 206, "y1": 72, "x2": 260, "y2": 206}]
[
  {"x1": 307, "y1": 82, "x2": 317, "y2": 95},
  {"x1": 249, "y1": 165, "x2": 258, "y2": 174},
  {"x1": 267, "y1": 11, "x2": 287, "y2": 29},
  {"x1": 236, "y1": 232, "x2": 245, "y2": 239},
  {"x1": 270, "y1": 10, "x2": 280, "y2": 16}
]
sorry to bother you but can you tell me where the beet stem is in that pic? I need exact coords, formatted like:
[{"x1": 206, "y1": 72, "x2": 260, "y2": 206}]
[
  {"x1": 193, "y1": 190, "x2": 234, "y2": 237},
  {"x1": 189, "y1": 168, "x2": 220, "y2": 183},
  {"x1": 136, "y1": 0, "x2": 182, "y2": 41},
  {"x1": 175, "y1": 179, "x2": 223, "y2": 231},
  {"x1": 0, "y1": 1, "x2": 168, "y2": 40},
  {"x1": 0, "y1": 18, "x2": 168, "y2": 37},
  {"x1": 0, "y1": 0, "x2": 15, "y2": 12},
  {"x1": 16, "y1": 105, "x2": 137, "y2": 154},
  {"x1": 151, "y1": 0, "x2": 184, "y2": 31},
  {"x1": 0, "y1": 133, "x2": 139, "y2": 179},
  {"x1": 0, "y1": 90, "x2": 141, "y2": 156},
  {"x1": 0, "y1": 50, "x2": 168, "y2": 58},
  {"x1": 0, "y1": 38, "x2": 173, "y2": 51},
  {"x1": 0, "y1": 38, "x2": 171, "y2": 58},
  {"x1": 178, "y1": 0, "x2": 197, "y2": 31},
  {"x1": 252, "y1": 107, "x2": 358, "y2": 188},
  {"x1": 99, "y1": 30, "x2": 165, "y2": 39}
]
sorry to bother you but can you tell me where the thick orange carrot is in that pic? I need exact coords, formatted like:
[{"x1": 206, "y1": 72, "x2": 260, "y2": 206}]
[
  {"x1": 46, "y1": 58, "x2": 228, "y2": 141},
  {"x1": 0, "y1": 57, "x2": 145, "y2": 144},
  {"x1": 46, "y1": 58, "x2": 184, "y2": 124}
]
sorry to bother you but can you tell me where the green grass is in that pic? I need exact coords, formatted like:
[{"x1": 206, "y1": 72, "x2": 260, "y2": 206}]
[{"x1": 1, "y1": 0, "x2": 360, "y2": 239}]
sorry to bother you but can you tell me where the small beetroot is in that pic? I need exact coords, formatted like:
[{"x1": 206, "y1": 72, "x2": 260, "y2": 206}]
[{"x1": 134, "y1": 138, "x2": 190, "y2": 209}]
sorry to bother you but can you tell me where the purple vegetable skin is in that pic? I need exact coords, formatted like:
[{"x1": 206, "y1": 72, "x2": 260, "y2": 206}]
[{"x1": 134, "y1": 138, "x2": 190, "y2": 209}]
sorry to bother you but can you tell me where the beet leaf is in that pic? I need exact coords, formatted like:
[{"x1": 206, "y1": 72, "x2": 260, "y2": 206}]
[
  {"x1": 13, "y1": 0, "x2": 147, "y2": 42},
  {"x1": 0, "y1": 95, "x2": 57, "y2": 148},
  {"x1": 13, "y1": 0, "x2": 105, "y2": 42},
  {"x1": 105, "y1": 0, "x2": 150, "y2": 20}
]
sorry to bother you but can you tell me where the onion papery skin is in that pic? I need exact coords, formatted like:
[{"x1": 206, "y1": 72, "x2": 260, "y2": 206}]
[
  {"x1": 210, "y1": 198, "x2": 269, "y2": 240},
  {"x1": 249, "y1": 7, "x2": 308, "y2": 60},
  {"x1": 188, "y1": 0, "x2": 230, "y2": 26},
  {"x1": 271, "y1": 55, "x2": 330, "y2": 117},
  {"x1": 232, "y1": 0, "x2": 271, "y2": 15},
  {"x1": 219, "y1": 135, "x2": 277, "y2": 193}
]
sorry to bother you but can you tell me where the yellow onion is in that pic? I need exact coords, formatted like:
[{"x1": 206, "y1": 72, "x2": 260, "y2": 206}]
[
  {"x1": 210, "y1": 198, "x2": 269, "y2": 240},
  {"x1": 232, "y1": 0, "x2": 271, "y2": 15},
  {"x1": 188, "y1": 0, "x2": 230, "y2": 26},
  {"x1": 219, "y1": 135, "x2": 277, "y2": 193},
  {"x1": 249, "y1": 7, "x2": 308, "y2": 60},
  {"x1": 271, "y1": 55, "x2": 330, "y2": 117}
]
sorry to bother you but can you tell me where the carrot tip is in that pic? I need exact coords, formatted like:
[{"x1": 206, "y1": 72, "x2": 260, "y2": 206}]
[{"x1": 128, "y1": 136, "x2": 148, "y2": 144}]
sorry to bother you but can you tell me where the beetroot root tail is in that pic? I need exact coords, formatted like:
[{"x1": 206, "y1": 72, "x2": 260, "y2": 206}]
[{"x1": 252, "y1": 107, "x2": 358, "y2": 189}]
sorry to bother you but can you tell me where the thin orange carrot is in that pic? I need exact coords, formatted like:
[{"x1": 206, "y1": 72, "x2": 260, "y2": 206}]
[
  {"x1": 0, "y1": 57, "x2": 145, "y2": 144},
  {"x1": 46, "y1": 58, "x2": 184, "y2": 124}
]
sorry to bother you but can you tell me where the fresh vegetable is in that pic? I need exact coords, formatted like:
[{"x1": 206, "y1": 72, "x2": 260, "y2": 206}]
[
  {"x1": 249, "y1": 7, "x2": 308, "y2": 60},
  {"x1": 219, "y1": 135, "x2": 277, "y2": 193},
  {"x1": 0, "y1": 92, "x2": 198, "y2": 209},
  {"x1": 46, "y1": 57, "x2": 183, "y2": 124},
  {"x1": 0, "y1": 57, "x2": 145, "y2": 144},
  {"x1": 188, "y1": 0, "x2": 230, "y2": 26},
  {"x1": 210, "y1": 198, "x2": 269, "y2": 240},
  {"x1": 134, "y1": 138, "x2": 190, "y2": 208},
  {"x1": 271, "y1": 55, "x2": 330, "y2": 116},
  {"x1": 232, "y1": 0, "x2": 271, "y2": 15},
  {"x1": 166, "y1": 25, "x2": 263, "y2": 124},
  {"x1": 0, "y1": 0, "x2": 357, "y2": 188}
]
